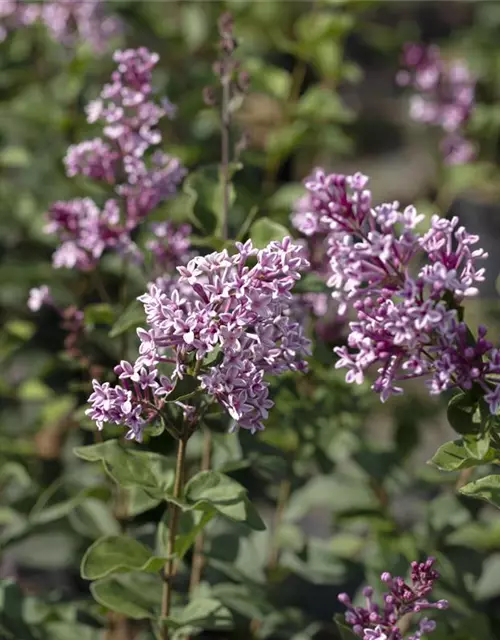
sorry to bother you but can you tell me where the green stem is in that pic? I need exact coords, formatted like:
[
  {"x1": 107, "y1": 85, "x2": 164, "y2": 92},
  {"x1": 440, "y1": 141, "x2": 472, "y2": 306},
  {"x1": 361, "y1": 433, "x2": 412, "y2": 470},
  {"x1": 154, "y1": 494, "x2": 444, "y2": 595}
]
[
  {"x1": 188, "y1": 427, "x2": 212, "y2": 595},
  {"x1": 267, "y1": 478, "x2": 291, "y2": 571},
  {"x1": 221, "y1": 54, "x2": 231, "y2": 240},
  {"x1": 161, "y1": 434, "x2": 189, "y2": 638}
]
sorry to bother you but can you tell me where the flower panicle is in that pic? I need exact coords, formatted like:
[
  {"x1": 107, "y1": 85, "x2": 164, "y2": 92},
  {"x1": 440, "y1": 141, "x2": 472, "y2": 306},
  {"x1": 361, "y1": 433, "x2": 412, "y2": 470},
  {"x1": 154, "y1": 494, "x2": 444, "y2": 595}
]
[
  {"x1": 292, "y1": 168, "x2": 500, "y2": 414},
  {"x1": 47, "y1": 48, "x2": 186, "y2": 271},
  {"x1": 397, "y1": 43, "x2": 476, "y2": 165},
  {"x1": 86, "y1": 237, "x2": 312, "y2": 440},
  {"x1": 338, "y1": 557, "x2": 448, "y2": 640}
]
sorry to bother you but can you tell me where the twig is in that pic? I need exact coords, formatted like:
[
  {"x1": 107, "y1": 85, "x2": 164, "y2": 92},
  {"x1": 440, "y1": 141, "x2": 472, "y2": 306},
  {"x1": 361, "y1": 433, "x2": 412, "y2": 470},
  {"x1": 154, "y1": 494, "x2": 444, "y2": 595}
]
[
  {"x1": 161, "y1": 435, "x2": 189, "y2": 639},
  {"x1": 456, "y1": 467, "x2": 473, "y2": 490},
  {"x1": 221, "y1": 64, "x2": 231, "y2": 240},
  {"x1": 188, "y1": 428, "x2": 212, "y2": 595},
  {"x1": 267, "y1": 478, "x2": 291, "y2": 572},
  {"x1": 188, "y1": 13, "x2": 233, "y2": 597}
]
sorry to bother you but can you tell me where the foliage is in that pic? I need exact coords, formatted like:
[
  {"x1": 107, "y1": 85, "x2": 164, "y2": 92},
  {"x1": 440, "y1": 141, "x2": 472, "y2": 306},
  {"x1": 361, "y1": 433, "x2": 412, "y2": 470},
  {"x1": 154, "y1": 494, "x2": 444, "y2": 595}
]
[{"x1": 2, "y1": 2, "x2": 500, "y2": 640}]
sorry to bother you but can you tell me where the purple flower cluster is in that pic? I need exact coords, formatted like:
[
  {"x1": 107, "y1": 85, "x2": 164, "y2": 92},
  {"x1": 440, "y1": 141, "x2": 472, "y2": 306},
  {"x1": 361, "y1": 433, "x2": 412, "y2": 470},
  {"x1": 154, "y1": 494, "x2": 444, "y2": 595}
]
[
  {"x1": 0, "y1": 0, "x2": 120, "y2": 51},
  {"x1": 0, "y1": 1, "x2": 38, "y2": 42},
  {"x1": 339, "y1": 557, "x2": 448, "y2": 640},
  {"x1": 86, "y1": 238, "x2": 311, "y2": 440},
  {"x1": 296, "y1": 169, "x2": 500, "y2": 413},
  {"x1": 47, "y1": 48, "x2": 185, "y2": 270},
  {"x1": 146, "y1": 222, "x2": 193, "y2": 274},
  {"x1": 397, "y1": 44, "x2": 476, "y2": 164}
]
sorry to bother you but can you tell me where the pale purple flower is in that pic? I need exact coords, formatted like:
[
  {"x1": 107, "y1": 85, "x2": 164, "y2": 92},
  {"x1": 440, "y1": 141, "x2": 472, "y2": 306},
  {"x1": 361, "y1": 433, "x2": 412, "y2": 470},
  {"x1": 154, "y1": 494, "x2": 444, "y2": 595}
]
[
  {"x1": 398, "y1": 43, "x2": 475, "y2": 164},
  {"x1": 27, "y1": 285, "x2": 52, "y2": 312},
  {"x1": 65, "y1": 138, "x2": 119, "y2": 182},
  {"x1": 41, "y1": 0, "x2": 120, "y2": 52},
  {"x1": 0, "y1": 0, "x2": 120, "y2": 51},
  {"x1": 146, "y1": 222, "x2": 192, "y2": 272}
]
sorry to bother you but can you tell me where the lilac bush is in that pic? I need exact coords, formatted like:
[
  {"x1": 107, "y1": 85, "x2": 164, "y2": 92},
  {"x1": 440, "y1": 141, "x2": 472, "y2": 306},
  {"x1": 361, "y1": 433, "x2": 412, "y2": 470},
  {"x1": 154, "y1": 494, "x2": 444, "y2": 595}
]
[{"x1": 22, "y1": 8, "x2": 500, "y2": 639}]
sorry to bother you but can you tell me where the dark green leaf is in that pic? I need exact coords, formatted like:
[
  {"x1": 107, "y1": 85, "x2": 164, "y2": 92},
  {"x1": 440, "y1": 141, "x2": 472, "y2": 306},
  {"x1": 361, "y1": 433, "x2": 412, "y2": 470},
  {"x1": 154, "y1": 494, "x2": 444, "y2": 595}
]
[
  {"x1": 167, "y1": 375, "x2": 200, "y2": 402},
  {"x1": 447, "y1": 392, "x2": 482, "y2": 436},
  {"x1": 109, "y1": 300, "x2": 144, "y2": 338}
]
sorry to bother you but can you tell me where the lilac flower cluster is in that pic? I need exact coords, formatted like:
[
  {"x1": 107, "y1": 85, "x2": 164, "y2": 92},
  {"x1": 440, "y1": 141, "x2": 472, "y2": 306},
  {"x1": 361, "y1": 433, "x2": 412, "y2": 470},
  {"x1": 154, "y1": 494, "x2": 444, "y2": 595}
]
[
  {"x1": 86, "y1": 238, "x2": 311, "y2": 440},
  {"x1": 0, "y1": 0, "x2": 120, "y2": 52},
  {"x1": 47, "y1": 48, "x2": 185, "y2": 270},
  {"x1": 339, "y1": 557, "x2": 448, "y2": 640},
  {"x1": 397, "y1": 44, "x2": 476, "y2": 164},
  {"x1": 146, "y1": 222, "x2": 193, "y2": 274},
  {"x1": 0, "y1": 1, "x2": 38, "y2": 42},
  {"x1": 296, "y1": 169, "x2": 500, "y2": 413}
]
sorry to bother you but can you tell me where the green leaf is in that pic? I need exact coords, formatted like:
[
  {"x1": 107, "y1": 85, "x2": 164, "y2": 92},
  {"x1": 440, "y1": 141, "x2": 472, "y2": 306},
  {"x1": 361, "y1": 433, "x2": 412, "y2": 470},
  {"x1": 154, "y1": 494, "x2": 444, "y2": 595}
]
[
  {"x1": 127, "y1": 486, "x2": 162, "y2": 516},
  {"x1": 475, "y1": 554, "x2": 500, "y2": 600},
  {"x1": 267, "y1": 183, "x2": 306, "y2": 212},
  {"x1": 109, "y1": 300, "x2": 144, "y2": 338},
  {"x1": 0, "y1": 146, "x2": 31, "y2": 168},
  {"x1": 164, "y1": 597, "x2": 233, "y2": 634},
  {"x1": 464, "y1": 433, "x2": 491, "y2": 460},
  {"x1": 0, "y1": 580, "x2": 43, "y2": 640},
  {"x1": 73, "y1": 439, "x2": 119, "y2": 462},
  {"x1": 44, "y1": 622, "x2": 101, "y2": 640},
  {"x1": 69, "y1": 498, "x2": 121, "y2": 539},
  {"x1": 460, "y1": 474, "x2": 500, "y2": 508},
  {"x1": 245, "y1": 58, "x2": 292, "y2": 100},
  {"x1": 90, "y1": 573, "x2": 161, "y2": 619},
  {"x1": 167, "y1": 375, "x2": 200, "y2": 402},
  {"x1": 295, "y1": 86, "x2": 353, "y2": 123},
  {"x1": 250, "y1": 219, "x2": 289, "y2": 249},
  {"x1": 183, "y1": 165, "x2": 235, "y2": 237},
  {"x1": 81, "y1": 535, "x2": 167, "y2": 580},
  {"x1": 334, "y1": 616, "x2": 359, "y2": 640},
  {"x1": 293, "y1": 272, "x2": 329, "y2": 294},
  {"x1": 74, "y1": 440, "x2": 174, "y2": 496},
  {"x1": 266, "y1": 121, "x2": 308, "y2": 166},
  {"x1": 166, "y1": 470, "x2": 266, "y2": 530},
  {"x1": 84, "y1": 303, "x2": 114, "y2": 328},
  {"x1": 4, "y1": 320, "x2": 35, "y2": 341},
  {"x1": 429, "y1": 439, "x2": 496, "y2": 471},
  {"x1": 158, "y1": 509, "x2": 216, "y2": 560},
  {"x1": 447, "y1": 392, "x2": 482, "y2": 436}
]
